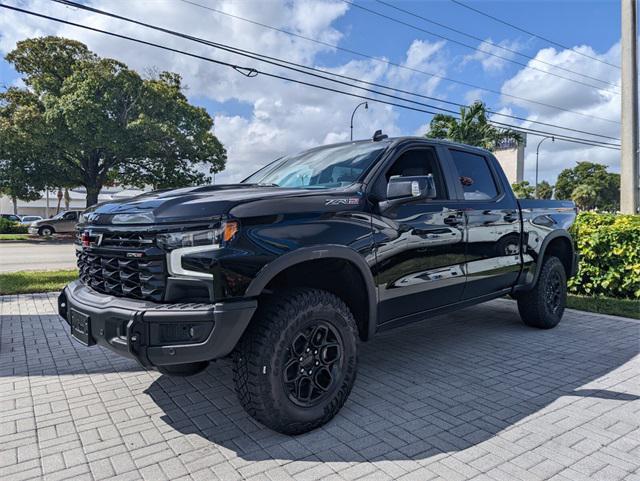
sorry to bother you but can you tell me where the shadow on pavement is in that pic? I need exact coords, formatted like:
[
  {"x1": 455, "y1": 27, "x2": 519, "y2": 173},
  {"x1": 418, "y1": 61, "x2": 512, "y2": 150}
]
[{"x1": 145, "y1": 301, "x2": 639, "y2": 462}]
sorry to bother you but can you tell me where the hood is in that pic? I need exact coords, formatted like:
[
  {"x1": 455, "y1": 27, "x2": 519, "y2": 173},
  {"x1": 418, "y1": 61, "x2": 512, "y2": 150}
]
[{"x1": 82, "y1": 183, "x2": 359, "y2": 225}]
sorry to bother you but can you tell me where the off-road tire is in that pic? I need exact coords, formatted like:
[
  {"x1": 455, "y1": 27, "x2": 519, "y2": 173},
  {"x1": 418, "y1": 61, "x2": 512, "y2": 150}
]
[
  {"x1": 38, "y1": 226, "x2": 54, "y2": 236},
  {"x1": 233, "y1": 288, "x2": 358, "y2": 435},
  {"x1": 157, "y1": 361, "x2": 209, "y2": 376},
  {"x1": 517, "y1": 255, "x2": 567, "y2": 329}
]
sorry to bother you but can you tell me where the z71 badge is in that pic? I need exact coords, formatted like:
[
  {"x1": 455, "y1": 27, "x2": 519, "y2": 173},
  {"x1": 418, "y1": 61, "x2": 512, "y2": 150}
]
[{"x1": 325, "y1": 198, "x2": 361, "y2": 206}]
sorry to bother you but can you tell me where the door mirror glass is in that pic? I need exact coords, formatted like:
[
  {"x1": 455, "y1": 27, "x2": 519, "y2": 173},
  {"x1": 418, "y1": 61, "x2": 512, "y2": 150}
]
[{"x1": 386, "y1": 174, "x2": 437, "y2": 201}]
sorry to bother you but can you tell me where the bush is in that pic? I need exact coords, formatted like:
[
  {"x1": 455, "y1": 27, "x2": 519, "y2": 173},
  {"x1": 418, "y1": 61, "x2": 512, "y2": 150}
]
[
  {"x1": 569, "y1": 212, "x2": 640, "y2": 299},
  {"x1": 0, "y1": 218, "x2": 28, "y2": 234}
]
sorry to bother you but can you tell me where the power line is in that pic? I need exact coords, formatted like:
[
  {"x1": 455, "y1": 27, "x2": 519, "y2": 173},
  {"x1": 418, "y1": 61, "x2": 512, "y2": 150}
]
[
  {"x1": 0, "y1": 3, "x2": 620, "y2": 151},
  {"x1": 51, "y1": 0, "x2": 620, "y2": 142},
  {"x1": 345, "y1": 0, "x2": 620, "y2": 95},
  {"x1": 177, "y1": 0, "x2": 620, "y2": 126},
  {"x1": 375, "y1": 0, "x2": 618, "y2": 89},
  {"x1": 449, "y1": 0, "x2": 621, "y2": 70}
]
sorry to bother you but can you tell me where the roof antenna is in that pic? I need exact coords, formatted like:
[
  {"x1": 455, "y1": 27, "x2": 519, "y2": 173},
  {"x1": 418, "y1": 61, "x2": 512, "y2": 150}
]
[{"x1": 372, "y1": 129, "x2": 388, "y2": 141}]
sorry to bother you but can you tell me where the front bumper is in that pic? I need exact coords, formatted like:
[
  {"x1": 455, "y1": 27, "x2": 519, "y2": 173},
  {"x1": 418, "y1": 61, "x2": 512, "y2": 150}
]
[{"x1": 59, "y1": 280, "x2": 257, "y2": 368}]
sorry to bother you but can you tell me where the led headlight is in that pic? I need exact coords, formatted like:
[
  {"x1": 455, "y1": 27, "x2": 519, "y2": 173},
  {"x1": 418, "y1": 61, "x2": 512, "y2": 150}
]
[{"x1": 158, "y1": 221, "x2": 239, "y2": 250}]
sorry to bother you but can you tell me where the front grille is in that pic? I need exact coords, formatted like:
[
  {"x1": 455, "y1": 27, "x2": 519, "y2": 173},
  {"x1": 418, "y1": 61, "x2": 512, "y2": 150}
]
[{"x1": 76, "y1": 249, "x2": 167, "y2": 302}]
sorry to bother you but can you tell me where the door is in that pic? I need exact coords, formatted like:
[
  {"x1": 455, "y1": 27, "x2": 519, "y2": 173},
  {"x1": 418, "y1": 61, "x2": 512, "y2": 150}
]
[
  {"x1": 58, "y1": 211, "x2": 79, "y2": 233},
  {"x1": 371, "y1": 146, "x2": 467, "y2": 325},
  {"x1": 447, "y1": 148, "x2": 522, "y2": 298}
]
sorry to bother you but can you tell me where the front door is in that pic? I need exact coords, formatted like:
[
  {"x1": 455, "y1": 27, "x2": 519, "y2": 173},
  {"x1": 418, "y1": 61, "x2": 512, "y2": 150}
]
[{"x1": 371, "y1": 146, "x2": 467, "y2": 325}]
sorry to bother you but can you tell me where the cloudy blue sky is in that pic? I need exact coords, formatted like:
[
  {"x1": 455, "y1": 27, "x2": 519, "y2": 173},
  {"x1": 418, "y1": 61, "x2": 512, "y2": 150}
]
[{"x1": 0, "y1": 0, "x2": 622, "y2": 184}]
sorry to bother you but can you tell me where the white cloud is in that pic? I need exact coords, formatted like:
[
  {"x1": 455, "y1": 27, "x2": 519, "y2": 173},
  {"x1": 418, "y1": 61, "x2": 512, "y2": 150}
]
[
  {"x1": 462, "y1": 38, "x2": 524, "y2": 73},
  {"x1": 498, "y1": 43, "x2": 621, "y2": 184}
]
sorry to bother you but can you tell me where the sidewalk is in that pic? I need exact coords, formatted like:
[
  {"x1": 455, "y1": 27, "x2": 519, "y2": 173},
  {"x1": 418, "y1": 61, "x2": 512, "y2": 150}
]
[{"x1": 1, "y1": 294, "x2": 638, "y2": 481}]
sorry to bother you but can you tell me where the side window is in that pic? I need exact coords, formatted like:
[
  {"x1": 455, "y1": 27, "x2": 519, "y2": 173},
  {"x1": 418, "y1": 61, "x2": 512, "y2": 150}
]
[
  {"x1": 384, "y1": 148, "x2": 447, "y2": 200},
  {"x1": 450, "y1": 149, "x2": 499, "y2": 200},
  {"x1": 64, "y1": 212, "x2": 77, "y2": 220}
]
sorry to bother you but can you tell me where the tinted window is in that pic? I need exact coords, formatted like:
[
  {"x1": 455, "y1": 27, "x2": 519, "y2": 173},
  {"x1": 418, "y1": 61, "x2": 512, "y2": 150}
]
[
  {"x1": 63, "y1": 212, "x2": 77, "y2": 220},
  {"x1": 385, "y1": 148, "x2": 447, "y2": 199},
  {"x1": 450, "y1": 150, "x2": 498, "y2": 200}
]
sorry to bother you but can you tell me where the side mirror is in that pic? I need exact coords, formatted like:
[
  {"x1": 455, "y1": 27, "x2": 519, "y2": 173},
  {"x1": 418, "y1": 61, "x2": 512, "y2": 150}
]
[{"x1": 380, "y1": 174, "x2": 437, "y2": 211}]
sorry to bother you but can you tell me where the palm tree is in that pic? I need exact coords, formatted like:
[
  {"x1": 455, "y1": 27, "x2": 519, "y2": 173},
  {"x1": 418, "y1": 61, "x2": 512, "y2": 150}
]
[{"x1": 425, "y1": 101, "x2": 522, "y2": 150}]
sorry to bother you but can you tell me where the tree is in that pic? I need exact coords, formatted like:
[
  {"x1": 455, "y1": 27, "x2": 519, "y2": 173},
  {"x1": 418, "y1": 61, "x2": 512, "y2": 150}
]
[
  {"x1": 571, "y1": 184, "x2": 597, "y2": 211},
  {"x1": 4, "y1": 37, "x2": 226, "y2": 207},
  {"x1": 425, "y1": 101, "x2": 522, "y2": 150},
  {"x1": 0, "y1": 88, "x2": 54, "y2": 212},
  {"x1": 536, "y1": 180, "x2": 554, "y2": 199},
  {"x1": 554, "y1": 161, "x2": 619, "y2": 211},
  {"x1": 511, "y1": 181, "x2": 535, "y2": 199}
]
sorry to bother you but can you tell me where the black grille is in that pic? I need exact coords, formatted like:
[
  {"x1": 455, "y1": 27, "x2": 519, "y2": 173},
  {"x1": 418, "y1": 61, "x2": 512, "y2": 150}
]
[{"x1": 76, "y1": 250, "x2": 166, "y2": 302}]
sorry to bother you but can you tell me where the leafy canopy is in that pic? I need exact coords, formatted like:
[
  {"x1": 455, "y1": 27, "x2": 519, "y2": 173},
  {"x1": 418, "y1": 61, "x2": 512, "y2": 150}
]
[
  {"x1": 2, "y1": 36, "x2": 226, "y2": 207},
  {"x1": 425, "y1": 101, "x2": 522, "y2": 150},
  {"x1": 511, "y1": 181, "x2": 535, "y2": 199},
  {"x1": 554, "y1": 161, "x2": 619, "y2": 211}
]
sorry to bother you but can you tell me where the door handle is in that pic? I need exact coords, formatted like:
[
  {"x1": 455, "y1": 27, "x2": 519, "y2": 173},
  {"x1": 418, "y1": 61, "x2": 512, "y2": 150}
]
[
  {"x1": 503, "y1": 211, "x2": 519, "y2": 223},
  {"x1": 444, "y1": 215, "x2": 463, "y2": 226}
]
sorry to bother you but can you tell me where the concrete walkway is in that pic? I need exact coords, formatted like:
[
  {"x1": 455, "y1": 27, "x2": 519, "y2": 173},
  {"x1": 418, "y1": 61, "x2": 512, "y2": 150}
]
[{"x1": 0, "y1": 294, "x2": 638, "y2": 481}]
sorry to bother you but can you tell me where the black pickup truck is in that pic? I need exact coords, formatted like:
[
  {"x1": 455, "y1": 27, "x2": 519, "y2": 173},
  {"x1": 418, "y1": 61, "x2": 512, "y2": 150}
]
[{"x1": 59, "y1": 134, "x2": 577, "y2": 434}]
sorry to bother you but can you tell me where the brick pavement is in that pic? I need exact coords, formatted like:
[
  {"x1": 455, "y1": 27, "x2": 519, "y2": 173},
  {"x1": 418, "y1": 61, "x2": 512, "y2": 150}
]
[{"x1": 0, "y1": 293, "x2": 638, "y2": 481}]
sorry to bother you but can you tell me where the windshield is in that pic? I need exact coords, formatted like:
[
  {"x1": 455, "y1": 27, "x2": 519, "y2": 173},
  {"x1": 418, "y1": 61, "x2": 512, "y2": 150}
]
[{"x1": 243, "y1": 142, "x2": 388, "y2": 189}]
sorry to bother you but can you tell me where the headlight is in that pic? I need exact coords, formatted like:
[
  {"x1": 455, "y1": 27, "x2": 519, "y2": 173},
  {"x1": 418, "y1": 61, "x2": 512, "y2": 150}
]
[
  {"x1": 157, "y1": 221, "x2": 238, "y2": 250},
  {"x1": 112, "y1": 212, "x2": 155, "y2": 224}
]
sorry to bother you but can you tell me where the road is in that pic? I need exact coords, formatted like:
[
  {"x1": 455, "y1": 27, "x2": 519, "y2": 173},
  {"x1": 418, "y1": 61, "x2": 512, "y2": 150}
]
[{"x1": 0, "y1": 241, "x2": 77, "y2": 272}]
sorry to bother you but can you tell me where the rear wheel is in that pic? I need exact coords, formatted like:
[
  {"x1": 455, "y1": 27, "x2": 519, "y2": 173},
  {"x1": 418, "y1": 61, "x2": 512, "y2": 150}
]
[
  {"x1": 517, "y1": 256, "x2": 567, "y2": 329},
  {"x1": 233, "y1": 288, "x2": 358, "y2": 435}
]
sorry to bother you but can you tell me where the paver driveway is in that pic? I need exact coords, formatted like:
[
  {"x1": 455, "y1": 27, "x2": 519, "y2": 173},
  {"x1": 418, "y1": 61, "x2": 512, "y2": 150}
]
[{"x1": 1, "y1": 293, "x2": 638, "y2": 481}]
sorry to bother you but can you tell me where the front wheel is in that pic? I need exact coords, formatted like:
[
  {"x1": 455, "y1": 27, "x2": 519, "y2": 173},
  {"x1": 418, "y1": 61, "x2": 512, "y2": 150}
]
[
  {"x1": 38, "y1": 226, "x2": 54, "y2": 236},
  {"x1": 233, "y1": 288, "x2": 358, "y2": 435},
  {"x1": 517, "y1": 256, "x2": 567, "y2": 329}
]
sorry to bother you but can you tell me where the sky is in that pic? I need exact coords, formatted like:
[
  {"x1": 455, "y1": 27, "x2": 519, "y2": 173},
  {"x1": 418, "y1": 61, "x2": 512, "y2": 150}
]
[{"x1": 0, "y1": 0, "x2": 622, "y2": 185}]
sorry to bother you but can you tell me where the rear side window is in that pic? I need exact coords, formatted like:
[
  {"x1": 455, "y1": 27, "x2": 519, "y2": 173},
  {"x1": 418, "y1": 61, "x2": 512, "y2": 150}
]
[{"x1": 449, "y1": 149, "x2": 499, "y2": 200}]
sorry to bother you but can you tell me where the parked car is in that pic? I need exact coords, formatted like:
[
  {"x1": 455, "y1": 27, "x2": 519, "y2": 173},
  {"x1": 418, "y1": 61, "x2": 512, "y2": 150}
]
[
  {"x1": 59, "y1": 134, "x2": 577, "y2": 434},
  {"x1": 1, "y1": 214, "x2": 22, "y2": 223},
  {"x1": 29, "y1": 210, "x2": 83, "y2": 236},
  {"x1": 19, "y1": 215, "x2": 43, "y2": 225}
]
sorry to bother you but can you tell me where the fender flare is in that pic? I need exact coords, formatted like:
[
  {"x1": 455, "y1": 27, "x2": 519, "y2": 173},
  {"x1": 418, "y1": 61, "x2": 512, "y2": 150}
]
[
  {"x1": 519, "y1": 229, "x2": 576, "y2": 291},
  {"x1": 245, "y1": 245, "x2": 379, "y2": 340}
]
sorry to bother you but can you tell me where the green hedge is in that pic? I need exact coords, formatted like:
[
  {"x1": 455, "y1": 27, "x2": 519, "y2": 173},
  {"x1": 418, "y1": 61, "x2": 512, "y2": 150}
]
[
  {"x1": 0, "y1": 218, "x2": 28, "y2": 234},
  {"x1": 569, "y1": 212, "x2": 640, "y2": 299}
]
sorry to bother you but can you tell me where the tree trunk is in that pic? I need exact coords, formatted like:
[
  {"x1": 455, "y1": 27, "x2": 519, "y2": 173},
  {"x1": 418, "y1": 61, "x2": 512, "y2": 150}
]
[
  {"x1": 56, "y1": 189, "x2": 62, "y2": 215},
  {"x1": 86, "y1": 185, "x2": 101, "y2": 208},
  {"x1": 11, "y1": 196, "x2": 17, "y2": 215},
  {"x1": 64, "y1": 188, "x2": 70, "y2": 210}
]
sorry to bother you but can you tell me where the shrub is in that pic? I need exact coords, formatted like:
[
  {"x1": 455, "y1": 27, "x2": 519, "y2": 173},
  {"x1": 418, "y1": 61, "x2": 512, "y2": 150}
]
[
  {"x1": 0, "y1": 218, "x2": 28, "y2": 234},
  {"x1": 569, "y1": 212, "x2": 640, "y2": 299}
]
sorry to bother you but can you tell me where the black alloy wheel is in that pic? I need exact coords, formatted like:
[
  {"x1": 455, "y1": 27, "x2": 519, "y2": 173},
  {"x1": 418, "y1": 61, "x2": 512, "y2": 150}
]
[{"x1": 282, "y1": 321, "x2": 344, "y2": 407}]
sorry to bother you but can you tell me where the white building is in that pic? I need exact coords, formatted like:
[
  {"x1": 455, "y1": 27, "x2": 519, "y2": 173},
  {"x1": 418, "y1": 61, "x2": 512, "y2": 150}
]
[
  {"x1": 493, "y1": 134, "x2": 527, "y2": 185},
  {"x1": 0, "y1": 186, "x2": 147, "y2": 218}
]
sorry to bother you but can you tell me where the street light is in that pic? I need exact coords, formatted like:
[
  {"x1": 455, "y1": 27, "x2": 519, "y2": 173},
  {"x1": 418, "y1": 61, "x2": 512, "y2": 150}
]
[
  {"x1": 350, "y1": 101, "x2": 368, "y2": 141},
  {"x1": 535, "y1": 135, "x2": 554, "y2": 198}
]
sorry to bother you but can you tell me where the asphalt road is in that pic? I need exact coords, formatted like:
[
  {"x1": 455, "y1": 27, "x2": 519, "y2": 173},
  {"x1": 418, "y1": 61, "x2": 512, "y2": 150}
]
[{"x1": 0, "y1": 241, "x2": 77, "y2": 273}]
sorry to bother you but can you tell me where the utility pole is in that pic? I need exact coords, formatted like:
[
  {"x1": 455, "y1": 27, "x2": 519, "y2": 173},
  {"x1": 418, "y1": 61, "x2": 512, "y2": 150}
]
[
  {"x1": 621, "y1": 0, "x2": 639, "y2": 213},
  {"x1": 350, "y1": 102, "x2": 368, "y2": 141}
]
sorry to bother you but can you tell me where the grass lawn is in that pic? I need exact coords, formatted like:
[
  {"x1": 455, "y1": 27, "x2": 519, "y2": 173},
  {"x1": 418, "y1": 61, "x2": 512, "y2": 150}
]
[
  {"x1": 0, "y1": 270, "x2": 78, "y2": 295},
  {"x1": 0, "y1": 233, "x2": 31, "y2": 241},
  {"x1": 567, "y1": 295, "x2": 639, "y2": 319}
]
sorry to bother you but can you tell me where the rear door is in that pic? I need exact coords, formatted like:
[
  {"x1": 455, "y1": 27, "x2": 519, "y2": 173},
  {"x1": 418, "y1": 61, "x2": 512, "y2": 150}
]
[
  {"x1": 371, "y1": 145, "x2": 467, "y2": 325},
  {"x1": 58, "y1": 211, "x2": 79, "y2": 233},
  {"x1": 446, "y1": 148, "x2": 522, "y2": 299}
]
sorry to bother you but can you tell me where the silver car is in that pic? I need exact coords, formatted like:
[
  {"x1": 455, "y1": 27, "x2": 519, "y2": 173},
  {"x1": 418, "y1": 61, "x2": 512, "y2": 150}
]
[{"x1": 29, "y1": 211, "x2": 83, "y2": 236}]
